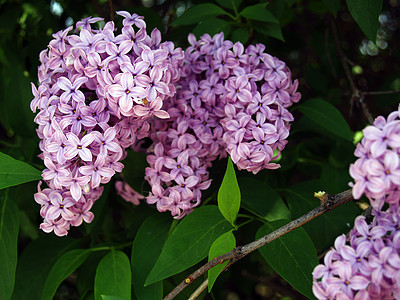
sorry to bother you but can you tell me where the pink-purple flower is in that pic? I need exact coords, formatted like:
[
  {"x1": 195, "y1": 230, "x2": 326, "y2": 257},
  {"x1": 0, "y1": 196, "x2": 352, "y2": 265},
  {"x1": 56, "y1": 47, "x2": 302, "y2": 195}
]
[{"x1": 31, "y1": 11, "x2": 184, "y2": 236}]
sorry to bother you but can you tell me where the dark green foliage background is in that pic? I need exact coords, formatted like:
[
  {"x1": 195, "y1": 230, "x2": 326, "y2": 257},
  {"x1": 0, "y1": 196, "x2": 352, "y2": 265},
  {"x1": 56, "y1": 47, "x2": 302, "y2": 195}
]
[{"x1": 0, "y1": 0, "x2": 398, "y2": 299}]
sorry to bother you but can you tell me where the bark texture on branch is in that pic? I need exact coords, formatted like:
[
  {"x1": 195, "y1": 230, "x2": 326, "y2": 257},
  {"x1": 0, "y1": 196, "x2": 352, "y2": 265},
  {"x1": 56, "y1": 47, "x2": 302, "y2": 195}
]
[{"x1": 164, "y1": 189, "x2": 355, "y2": 300}]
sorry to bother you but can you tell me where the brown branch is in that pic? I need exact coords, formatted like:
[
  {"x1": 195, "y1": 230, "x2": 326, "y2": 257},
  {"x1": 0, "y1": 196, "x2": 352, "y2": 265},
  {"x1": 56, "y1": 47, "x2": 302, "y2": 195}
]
[
  {"x1": 325, "y1": 24, "x2": 337, "y2": 78},
  {"x1": 361, "y1": 90, "x2": 400, "y2": 96},
  {"x1": 329, "y1": 17, "x2": 374, "y2": 124},
  {"x1": 108, "y1": 0, "x2": 114, "y2": 22},
  {"x1": 188, "y1": 278, "x2": 208, "y2": 300},
  {"x1": 164, "y1": 189, "x2": 354, "y2": 300}
]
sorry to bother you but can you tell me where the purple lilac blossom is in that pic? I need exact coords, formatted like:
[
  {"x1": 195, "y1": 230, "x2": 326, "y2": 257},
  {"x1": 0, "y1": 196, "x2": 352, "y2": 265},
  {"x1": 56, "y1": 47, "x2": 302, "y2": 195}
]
[
  {"x1": 31, "y1": 12, "x2": 183, "y2": 236},
  {"x1": 313, "y1": 107, "x2": 400, "y2": 299},
  {"x1": 349, "y1": 106, "x2": 400, "y2": 210},
  {"x1": 143, "y1": 32, "x2": 300, "y2": 219},
  {"x1": 313, "y1": 204, "x2": 400, "y2": 299}
]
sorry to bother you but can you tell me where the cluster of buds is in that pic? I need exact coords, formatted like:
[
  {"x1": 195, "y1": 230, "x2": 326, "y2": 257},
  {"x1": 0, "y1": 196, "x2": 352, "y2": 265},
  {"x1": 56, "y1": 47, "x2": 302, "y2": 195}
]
[
  {"x1": 313, "y1": 106, "x2": 400, "y2": 299},
  {"x1": 31, "y1": 12, "x2": 183, "y2": 236}
]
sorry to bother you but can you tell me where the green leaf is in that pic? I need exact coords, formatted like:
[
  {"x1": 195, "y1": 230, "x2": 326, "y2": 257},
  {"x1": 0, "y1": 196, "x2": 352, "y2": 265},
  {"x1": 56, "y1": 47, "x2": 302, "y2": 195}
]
[
  {"x1": 322, "y1": 0, "x2": 341, "y2": 17},
  {"x1": 19, "y1": 210, "x2": 39, "y2": 240},
  {"x1": 239, "y1": 177, "x2": 290, "y2": 221},
  {"x1": 0, "y1": 151, "x2": 42, "y2": 189},
  {"x1": 95, "y1": 250, "x2": 131, "y2": 300},
  {"x1": 145, "y1": 205, "x2": 232, "y2": 285},
  {"x1": 100, "y1": 296, "x2": 125, "y2": 300},
  {"x1": 192, "y1": 17, "x2": 231, "y2": 38},
  {"x1": 256, "y1": 220, "x2": 318, "y2": 299},
  {"x1": 255, "y1": 23, "x2": 284, "y2": 41},
  {"x1": 239, "y1": 4, "x2": 279, "y2": 23},
  {"x1": 42, "y1": 249, "x2": 93, "y2": 300},
  {"x1": 231, "y1": 27, "x2": 249, "y2": 44},
  {"x1": 132, "y1": 213, "x2": 171, "y2": 300},
  {"x1": 267, "y1": 0, "x2": 286, "y2": 19},
  {"x1": 285, "y1": 180, "x2": 360, "y2": 251},
  {"x1": 218, "y1": 158, "x2": 241, "y2": 226},
  {"x1": 215, "y1": 0, "x2": 242, "y2": 11},
  {"x1": 121, "y1": 150, "x2": 149, "y2": 194},
  {"x1": 85, "y1": 183, "x2": 110, "y2": 234},
  {"x1": 346, "y1": 0, "x2": 382, "y2": 42},
  {"x1": 12, "y1": 236, "x2": 79, "y2": 300},
  {"x1": 208, "y1": 231, "x2": 236, "y2": 292},
  {"x1": 321, "y1": 162, "x2": 353, "y2": 193},
  {"x1": 76, "y1": 251, "x2": 108, "y2": 298},
  {"x1": 0, "y1": 190, "x2": 19, "y2": 300},
  {"x1": 172, "y1": 3, "x2": 229, "y2": 26},
  {"x1": 297, "y1": 98, "x2": 353, "y2": 141},
  {"x1": 126, "y1": 6, "x2": 164, "y2": 32}
]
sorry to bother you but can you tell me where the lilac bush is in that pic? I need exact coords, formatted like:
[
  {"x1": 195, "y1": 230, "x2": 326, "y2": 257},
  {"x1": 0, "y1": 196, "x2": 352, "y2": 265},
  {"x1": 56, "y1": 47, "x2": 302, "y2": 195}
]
[{"x1": 31, "y1": 12, "x2": 184, "y2": 236}]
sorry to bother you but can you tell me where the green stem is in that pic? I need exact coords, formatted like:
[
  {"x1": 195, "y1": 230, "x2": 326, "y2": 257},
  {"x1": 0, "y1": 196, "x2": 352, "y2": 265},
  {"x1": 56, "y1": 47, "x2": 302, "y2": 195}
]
[
  {"x1": 91, "y1": 241, "x2": 133, "y2": 252},
  {"x1": 202, "y1": 195, "x2": 214, "y2": 206},
  {"x1": 236, "y1": 217, "x2": 255, "y2": 229},
  {"x1": 167, "y1": 219, "x2": 179, "y2": 238},
  {"x1": 237, "y1": 213, "x2": 254, "y2": 219}
]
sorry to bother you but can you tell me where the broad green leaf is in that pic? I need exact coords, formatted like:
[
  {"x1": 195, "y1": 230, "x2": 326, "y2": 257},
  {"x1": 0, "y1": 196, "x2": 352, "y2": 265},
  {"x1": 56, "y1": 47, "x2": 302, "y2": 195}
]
[
  {"x1": 121, "y1": 150, "x2": 149, "y2": 194},
  {"x1": 267, "y1": 0, "x2": 285, "y2": 19},
  {"x1": 346, "y1": 0, "x2": 382, "y2": 42},
  {"x1": 127, "y1": 6, "x2": 164, "y2": 32},
  {"x1": 208, "y1": 231, "x2": 236, "y2": 292},
  {"x1": 19, "y1": 210, "x2": 39, "y2": 240},
  {"x1": 285, "y1": 180, "x2": 360, "y2": 250},
  {"x1": 101, "y1": 296, "x2": 125, "y2": 300},
  {"x1": 215, "y1": 0, "x2": 242, "y2": 11},
  {"x1": 239, "y1": 4, "x2": 279, "y2": 23},
  {"x1": 145, "y1": 205, "x2": 232, "y2": 285},
  {"x1": 218, "y1": 158, "x2": 241, "y2": 226},
  {"x1": 192, "y1": 17, "x2": 231, "y2": 38},
  {"x1": 77, "y1": 251, "x2": 108, "y2": 298},
  {"x1": 321, "y1": 164, "x2": 352, "y2": 193},
  {"x1": 12, "y1": 236, "x2": 79, "y2": 300},
  {"x1": 42, "y1": 249, "x2": 93, "y2": 300},
  {"x1": 0, "y1": 151, "x2": 41, "y2": 189},
  {"x1": 231, "y1": 27, "x2": 249, "y2": 44},
  {"x1": 297, "y1": 98, "x2": 353, "y2": 141},
  {"x1": 172, "y1": 3, "x2": 228, "y2": 26},
  {"x1": 323, "y1": 0, "x2": 341, "y2": 17},
  {"x1": 0, "y1": 190, "x2": 19, "y2": 300},
  {"x1": 100, "y1": 296, "x2": 125, "y2": 300},
  {"x1": 132, "y1": 213, "x2": 171, "y2": 300},
  {"x1": 256, "y1": 220, "x2": 318, "y2": 299},
  {"x1": 239, "y1": 177, "x2": 290, "y2": 221},
  {"x1": 254, "y1": 23, "x2": 284, "y2": 41},
  {"x1": 95, "y1": 250, "x2": 131, "y2": 300}
]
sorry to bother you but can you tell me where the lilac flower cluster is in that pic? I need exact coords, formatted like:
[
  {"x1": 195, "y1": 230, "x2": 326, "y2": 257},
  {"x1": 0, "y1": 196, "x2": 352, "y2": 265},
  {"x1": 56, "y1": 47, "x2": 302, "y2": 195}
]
[
  {"x1": 313, "y1": 207, "x2": 400, "y2": 299},
  {"x1": 349, "y1": 106, "x2": 400, "y2": 210},
  {"x1": 313, "y1": 106, "x2": 400, "y2": 299},
  {"x1": 32, "y1": 12, "x2": 301, "y2": 234},
  {"x1": 142, "y1": 32, "x2": 300, "y2": 218},
  {"x1": 31, "y1": 12, "x2": 183, "y2": 236}
]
